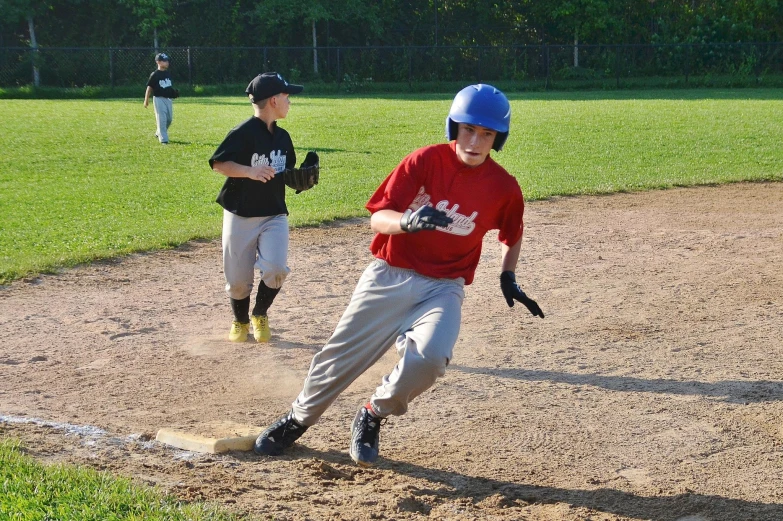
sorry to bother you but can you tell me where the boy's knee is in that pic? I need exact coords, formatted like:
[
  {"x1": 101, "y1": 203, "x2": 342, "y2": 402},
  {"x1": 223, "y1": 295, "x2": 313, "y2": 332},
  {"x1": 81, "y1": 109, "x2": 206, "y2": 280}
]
[
  {"x1": 261, "y1": 265, "x2": 290, "y2": 289},
  {"x1": 426, "y1": 355, "x2": 449, "y2": 378},
  {"x1": 409, "y1": 351, "x2": 448, "y2": 381},
  {"x1": 225, "y1": 283, "x2": 253, "y2": 300}
]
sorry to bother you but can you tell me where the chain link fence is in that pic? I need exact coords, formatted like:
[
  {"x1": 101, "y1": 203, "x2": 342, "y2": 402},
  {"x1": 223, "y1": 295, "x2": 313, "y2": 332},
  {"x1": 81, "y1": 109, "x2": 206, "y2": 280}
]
[{"x1": 1, "y1": 43, "x2": 781, "y2": 89}]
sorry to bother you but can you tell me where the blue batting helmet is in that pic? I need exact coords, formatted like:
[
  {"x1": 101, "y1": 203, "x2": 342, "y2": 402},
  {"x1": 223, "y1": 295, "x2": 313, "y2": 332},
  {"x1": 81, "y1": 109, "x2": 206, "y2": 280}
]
[{"x1": 445, "y1": 84, "x2": 511, "y2": 151}]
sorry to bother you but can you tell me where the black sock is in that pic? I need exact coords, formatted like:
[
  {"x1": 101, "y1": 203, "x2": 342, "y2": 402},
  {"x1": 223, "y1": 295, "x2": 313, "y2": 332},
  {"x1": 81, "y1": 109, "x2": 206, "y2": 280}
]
[
  {"x1": 230, "y1": 297, "x2": 250, "y2": 323},
  {"x1": 252, "y1": 281, "x2": 281, "y2": 317}
]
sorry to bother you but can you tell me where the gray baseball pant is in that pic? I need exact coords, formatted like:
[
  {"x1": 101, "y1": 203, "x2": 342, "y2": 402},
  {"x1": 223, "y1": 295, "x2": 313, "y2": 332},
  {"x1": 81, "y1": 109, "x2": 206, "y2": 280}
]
[
  {"x1": 291, "y1": 259, "x2": 465, "y2": 425},
  {"x1": 222, "y1": 211, "x2": 290, "y2": 300},
  {"x1": 153, "y1": 96, "x2": 173, "y2": 143}
]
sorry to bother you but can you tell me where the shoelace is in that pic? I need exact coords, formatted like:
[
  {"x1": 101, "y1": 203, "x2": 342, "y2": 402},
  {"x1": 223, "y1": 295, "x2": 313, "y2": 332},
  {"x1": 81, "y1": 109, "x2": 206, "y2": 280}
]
[{"x1": 359, "y1": 412, "x2": 386, "y2": 444}]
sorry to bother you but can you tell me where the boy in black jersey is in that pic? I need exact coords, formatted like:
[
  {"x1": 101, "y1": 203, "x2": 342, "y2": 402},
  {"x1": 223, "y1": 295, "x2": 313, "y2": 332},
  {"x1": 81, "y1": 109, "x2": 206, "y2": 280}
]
[
  {"x1": 209, "y1": 72, "x2": 304, "y2": 343},
  {"x1": 143, "y1": 52, "x2": 178, "y2": 145}
]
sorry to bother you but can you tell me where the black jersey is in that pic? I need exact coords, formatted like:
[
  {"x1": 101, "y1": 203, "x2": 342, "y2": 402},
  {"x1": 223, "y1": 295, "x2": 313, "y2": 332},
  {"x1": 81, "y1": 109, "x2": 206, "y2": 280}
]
[
  {"x1": 209, "y1": 117, "x2": 296, "y2": 217},
  {"x1": 146, "y1": 69, "x2": 177, "y2": 98}
]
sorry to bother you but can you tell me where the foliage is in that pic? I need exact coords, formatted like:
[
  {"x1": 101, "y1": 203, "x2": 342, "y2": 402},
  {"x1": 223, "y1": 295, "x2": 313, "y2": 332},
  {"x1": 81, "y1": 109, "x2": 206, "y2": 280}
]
[
  {"x1": 341, "y1": 72, "x2": 372, "y2": 92},
  {"x1": 118, "y1": 0, "x2": 176, "y2": 46},
  {"x1": 0, "y1": 0, "x2": 54, "y2": 28},
  {"x1": 1, "y1": 1, "x2": 782, "y2": 49},
  {"x1": 1, "y1": 90, "x2": 782, "y2": 284},
  {"x1": 250, "y1": 0, "x2": 383, "y2": 45}
]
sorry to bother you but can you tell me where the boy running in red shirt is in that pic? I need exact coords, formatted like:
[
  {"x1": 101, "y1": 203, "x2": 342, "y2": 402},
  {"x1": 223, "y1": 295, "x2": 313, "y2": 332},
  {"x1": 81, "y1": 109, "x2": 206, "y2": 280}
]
[{"x1": 256, "y1": 84, "x2": 544, "y2": 466}]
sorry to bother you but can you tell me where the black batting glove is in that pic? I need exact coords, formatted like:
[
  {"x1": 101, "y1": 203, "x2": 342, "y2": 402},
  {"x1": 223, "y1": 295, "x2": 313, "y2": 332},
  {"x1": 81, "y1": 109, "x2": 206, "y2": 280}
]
[
  {"x1": 400, "y1": 206, "x2": 453, "y2": 233},
  {"x1": 500, "y1": 271, "x2": 544, "y2": 318}
]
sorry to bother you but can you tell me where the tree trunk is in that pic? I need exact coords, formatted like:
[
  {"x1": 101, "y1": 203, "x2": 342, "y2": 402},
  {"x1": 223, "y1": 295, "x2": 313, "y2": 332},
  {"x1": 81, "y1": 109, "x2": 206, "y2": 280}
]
[
  {"x1": 312, "y1": 20, "x2": 318, "y2": 74},
  {"x1": 28, "y1": 15, "x2": 40, "y2": 87},
  {"x1": 573, "y1": 28, "x2": 579, "y2": 68},
  {"x1": 434, "y1": 2, "x2": 438, "y2": 46}
]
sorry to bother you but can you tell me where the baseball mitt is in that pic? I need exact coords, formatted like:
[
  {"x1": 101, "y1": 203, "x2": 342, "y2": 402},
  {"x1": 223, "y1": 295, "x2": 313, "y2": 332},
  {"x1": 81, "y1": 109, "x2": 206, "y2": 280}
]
[{"x1": 283, "y1": 151, "x2": 320, "y2": 193}]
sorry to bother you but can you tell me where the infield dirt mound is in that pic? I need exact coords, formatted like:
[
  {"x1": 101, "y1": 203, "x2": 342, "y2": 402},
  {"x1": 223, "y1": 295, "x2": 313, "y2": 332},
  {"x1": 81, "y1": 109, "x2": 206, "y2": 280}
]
[{"x1": 1, "y1": 182, "x2": 782, "y2": 520}]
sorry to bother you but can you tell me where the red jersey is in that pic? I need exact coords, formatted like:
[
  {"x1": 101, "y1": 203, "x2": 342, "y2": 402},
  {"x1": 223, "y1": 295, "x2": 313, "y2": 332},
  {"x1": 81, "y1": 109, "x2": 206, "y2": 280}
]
[{"x1": 365, "y1": 142, "x2": 524, "y2": 285}]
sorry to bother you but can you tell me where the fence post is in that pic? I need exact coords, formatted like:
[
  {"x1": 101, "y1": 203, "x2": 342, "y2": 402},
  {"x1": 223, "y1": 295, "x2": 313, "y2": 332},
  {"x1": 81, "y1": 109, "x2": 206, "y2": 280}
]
[
  {"x1": 30, "y1": 48, "x2": 40, "y2": 87},
  {"x1": 545, "y1": 44, "x2": 550, "y2": 90},
  {"x1": 476, "y1": 46, "x2": 481, "y2": 83},
  {"x1": 615, "y1": 44, "x2": 620, "y2": 89},
  {"x1": 109, "y1": 48, "x2": 114, "y2": 87},
  {"x1": 264, "y1": 47, "x2": 268, "y2": 69},
  {"x1": 337, "y1": 47, "x2": 341, "y2": 84},
  {"x1": 187, "y1": 47, "x2": 192, "y2": 85},
  {"x1": 754, "y1": 42, "x2": 762, "y2": 85},
  {"x1": 685, "y1": 44, "x2": 690, "y2": 85},
  {"x1": 408, "y1": 46, "x2": 412, "y2": 88}
]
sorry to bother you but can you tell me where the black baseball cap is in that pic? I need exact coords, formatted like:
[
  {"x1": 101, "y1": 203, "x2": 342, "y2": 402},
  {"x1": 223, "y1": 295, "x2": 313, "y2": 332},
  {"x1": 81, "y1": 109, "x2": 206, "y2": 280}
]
[
  {"x1": 246, "y1": 72, "x2": 303, "y2": 103},
  {"x1": 155, "y1": 52, "x2": 170, "y2": 62}
]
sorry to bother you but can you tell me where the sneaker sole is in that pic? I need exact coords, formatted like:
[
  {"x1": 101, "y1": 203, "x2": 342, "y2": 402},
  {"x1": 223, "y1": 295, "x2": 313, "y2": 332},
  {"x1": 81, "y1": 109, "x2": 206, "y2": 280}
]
[
  {"x1": 254, "y1": 334, "x2": 271, "y2": 343},
  {"x1": 349, "y1": 448, "x2": 376, "y2": 467}
]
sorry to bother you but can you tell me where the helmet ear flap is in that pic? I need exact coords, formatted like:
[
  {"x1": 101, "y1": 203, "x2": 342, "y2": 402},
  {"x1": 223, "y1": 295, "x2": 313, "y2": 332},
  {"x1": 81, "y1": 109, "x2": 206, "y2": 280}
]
[
  {"x1": 445, "y1": 117, "x2": 460, "y2": 141},
  {"x1": 493, "y1": 132, "x2": 508, "y2": 151}
]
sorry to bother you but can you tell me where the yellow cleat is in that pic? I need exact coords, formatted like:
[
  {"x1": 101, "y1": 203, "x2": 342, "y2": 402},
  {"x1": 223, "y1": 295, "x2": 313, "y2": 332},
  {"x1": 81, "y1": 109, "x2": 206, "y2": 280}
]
[
  {"x1": 251, "y1": 314, "x2": 271, "y2": 342},
  {"x1": 228, "y1": 320, "x2": 249, "y2": 342}
]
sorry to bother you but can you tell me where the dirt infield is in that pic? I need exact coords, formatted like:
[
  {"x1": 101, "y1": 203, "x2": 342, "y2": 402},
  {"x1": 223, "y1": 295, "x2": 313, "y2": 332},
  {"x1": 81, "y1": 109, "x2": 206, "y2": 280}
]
[{"x1": 1, "y1": 182, "x2": 782, "y2": 521}]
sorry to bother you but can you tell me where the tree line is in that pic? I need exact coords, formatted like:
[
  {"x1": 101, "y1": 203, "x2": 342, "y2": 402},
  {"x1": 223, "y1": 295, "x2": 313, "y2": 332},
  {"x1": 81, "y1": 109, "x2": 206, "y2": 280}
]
[{"x1": 2, "y1": 0, "x2": 782, "y2": 52}]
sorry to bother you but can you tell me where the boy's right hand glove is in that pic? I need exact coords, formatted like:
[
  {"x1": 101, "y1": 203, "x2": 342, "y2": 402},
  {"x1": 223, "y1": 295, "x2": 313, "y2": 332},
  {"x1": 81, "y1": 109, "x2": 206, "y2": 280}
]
[
  {"x1": 283, "y1": 151, "x2": 320, "y2": 193},
  {"x1": 399, "y1": 206, "x2": 453, "y2": 233},
  {"x1": 500, "y1": 271, "x2": 544, "y2": 318}
]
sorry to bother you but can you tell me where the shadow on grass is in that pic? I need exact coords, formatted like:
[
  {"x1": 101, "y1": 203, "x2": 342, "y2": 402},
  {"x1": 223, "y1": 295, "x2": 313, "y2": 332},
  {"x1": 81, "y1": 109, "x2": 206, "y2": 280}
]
[
  {"x1": 178, "y1": 98, "x2": 250, "y2": 106},
  {"x1": 166, "y1": 140, "x2": 221, "y2": 146},
  {"x1": 163, "y1": 139, "x2": 348, "y2": 154},
  {"x1": 180, "y1": 89, "x2": 783, "y2": 103},
  {"x1": 451, "y1": 364, "x2": 783, "y2": 404},
  {"x1": 506, "y1": 88, "x2": 783, "y2": 102}
]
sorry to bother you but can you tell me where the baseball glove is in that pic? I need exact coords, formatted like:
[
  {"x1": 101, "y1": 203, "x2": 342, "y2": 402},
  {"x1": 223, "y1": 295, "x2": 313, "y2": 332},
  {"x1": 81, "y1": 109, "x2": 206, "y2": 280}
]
[{"x1": 283, "y1": 151, "x2": 320, "y2": 193}]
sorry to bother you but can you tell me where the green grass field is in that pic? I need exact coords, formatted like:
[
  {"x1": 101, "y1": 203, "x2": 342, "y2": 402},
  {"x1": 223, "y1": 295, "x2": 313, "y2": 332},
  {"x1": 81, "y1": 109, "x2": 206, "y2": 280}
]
[
  {"x1": 1, "y1": 89, "x2": 782, "y2": 284},
  {"x1": 0, "y1": 438, "x2": 247, "y2": 521},
  {"x1": 1, "y1": 87, "x2": 782, "y2": 520}
]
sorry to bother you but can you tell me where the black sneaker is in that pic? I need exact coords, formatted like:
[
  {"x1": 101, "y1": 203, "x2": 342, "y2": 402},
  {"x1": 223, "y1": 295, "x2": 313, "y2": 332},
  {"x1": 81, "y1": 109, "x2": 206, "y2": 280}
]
[
  {"x1": 349, "y1": 406, "x2": 385, "y2": 467},
  {"x1": 254, "y1": 411, "x2": 308, "y2": 456}
]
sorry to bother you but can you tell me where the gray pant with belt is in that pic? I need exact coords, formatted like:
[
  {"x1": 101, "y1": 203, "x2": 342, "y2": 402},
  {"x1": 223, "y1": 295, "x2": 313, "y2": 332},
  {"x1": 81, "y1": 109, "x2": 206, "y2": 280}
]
[
  {"x1": 292, "y1": 259, "x2": 465, "y2": 425},
  {"x1": 153, "y1": 96, "x2": 173, "y2": 143},
  {"x1": 222, "y1": 211, "x2": 290, "y2": 300}
]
